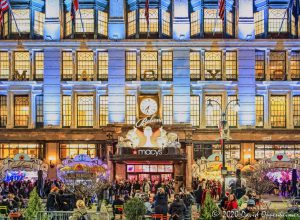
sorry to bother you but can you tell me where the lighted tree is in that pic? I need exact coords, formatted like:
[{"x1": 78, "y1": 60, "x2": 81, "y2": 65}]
[{"x1": 23, "y1": 187, "x2": 45, "y2": 220}]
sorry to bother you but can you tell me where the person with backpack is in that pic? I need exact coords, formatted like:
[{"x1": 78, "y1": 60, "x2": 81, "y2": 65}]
[
  {"x1": 46, "y1": 187, "x2": 60, "y2": 211},
  {"x1": 69, "y1": 200, "x2": 90, "y2": 220}
]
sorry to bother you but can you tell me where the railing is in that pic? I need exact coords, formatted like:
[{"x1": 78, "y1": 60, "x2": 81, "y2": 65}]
[{"x1": 35, "y1": 211, "x2": 111, "y2": 220}]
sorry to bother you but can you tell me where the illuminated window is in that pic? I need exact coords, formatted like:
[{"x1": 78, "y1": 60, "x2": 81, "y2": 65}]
[
  {"x1": 161, "y1": 51, "x2": 172, "y2": 80},
  {"x1": 99, "y1": 96, "x2": 108, "y2": 126},
  {"x1": 36, "y1": 95, "x2": 43, "y2": 128},
  {"x1": 14, "y1": 95, "x2": 29, "y2": 128},
  {"x1": 14, "y1": 51, "x2": 30, "y2": 80},
  {"x1": 205, "y1": 95, "x2": 221, "y2": 127},
  {"x1": 127, "y1": 10, "x2": 136, "y2": 36},
  {"x1": 62, "y1": 96, "x2": 71, "y2": 128},
  {"x1": 60, "y1": 144, "x2": 97, "y2": 159},
  {"x1": 0, "y1": 143, "x2": 43, "y2": 159},
  {"x1": 190, "y1": 51, "x2": 201, "y2": 80},
  {"x1": 0, "y1": 96, "x2": 7, "y2": 128},
  {"x1": 126, "y1": 51, "x2": 137, "y2": 80},
  {"x1": 226, "y1": 11, "x2": 233, "y2": 36},
  {"x1": 227, "y1": 96, "x2": 237, "y2": 127},
  {"x1": 34, "y1": 51, "x2": 44, "y2": 80},
  {"x1": 270, "y1": 95, "x2": 286, "y2": 128},
  {"x1": 163, "y1": 95, "x2": 173, "y2": 125},
  {"x1": 255, "y1": 144, "x2": 300, "y2": 160},
  {"x1": 291, "y1": 15, "x2": 296, "y2": 36},
  {"x1": 204, "y1": 51, "x2": 222, "y2": 80},
  {"x1": 65, "y1": 12, "x2": 72, "y2": 36},
  {"x1": 75, "y1": 9, "x2": 94, "y2": 33},
  {"x1": 269, "y1": 51, "x2": 286, "y2": 80},
  {"x1": 162, "y1": 10, "x2": 170, "y2": 36},
  {"x1": 126, "y1": 95, "x2": 136, "y2": 124},
  {"x1": 12, "y1": 9, "x2": 30, "y2": 33},
  {"x1": 34, "y1": 11, "x2": 45, "y2": 36},
  {"x1": 77, "y1": 96, "x2": 94, "y2": 128},
  {"x1": 62, "y1": 51, "x2": 73, "y2": 80},
  {"x1": 204, "y1": 9, "x2": 222, "y2": 34},
  {"x1": 268, "y1": 9, "x2": 287, "y2": 33},
  {"x1": 212, "y1": 144, "x2": 241, "y2": 160},
  {"x1": 254, "y1": 10, "x2": 264, "y2": 35},
  {"x1": 0, "y1": 52, "x2": 9, "y2": 80},
  {"x1": 141, "y1": 51, "x2": 158, "y2": 80},
  {"x1": 77, "y1": 51, "x2": 94, "y2": 80},
  {"x1": 255, "y1": 50, "x2": 265, "y2": 80},
  {"x1": 290, "y1": 51, "x2": 300, "y2": 80},
  {"x1": 3, "y1": 12, "x2": 8, "y2": 36},
  {"x1": 225, "y1": 51, "x2": 237, "y2": 80},
  {"x1": 190, "y1": 96, "x2": 200, "y2": 126},
  {"x1": 191, "y1": 11, "x2": 200, "y2": 36},
  {"x1": 139, "y1": 9, "x2": 158, "y2": 33},
  {"x1": 293, "y1": 96, "x2": 300, "y2": 128},
  {"x1": 255, "y1": 96, "x2": 264, "y2": 128},
  {"x1": 98, "y1": 11, "x2": 108, "y2": 36},
  {"x1": 98, "y1": 52, "x2": 108, "y2": 80}
]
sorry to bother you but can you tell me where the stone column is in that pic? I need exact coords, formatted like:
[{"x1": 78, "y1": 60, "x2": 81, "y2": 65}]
[
  {"x1": 238, "y1": 0, "x2": 254, "y2": 40},
  {"x1": 173, "y1": 49, "x2": 190, "y2": 123},
  {"x1": 44, "y1": 0, "x2": 61, "y2": 40},
  {"x1": 46, "y1": 143, "x2": 59, "y2": 180},
  {"x1": 173, "y1": 0, "x2": 190, "y2": 40},
  {"x1": 185, "y1": 145, "x2": 193, "y2": 191},
  {"x1": 108, "y1": 0, "x2": 125, "y2": 39},
  {"x1": 106, "y1": 145, "x2": 114, "y2": 182},
  {"x1": 238, "y1": 49, "x2": 256, "y2": 127},
  {"x1": 43, "y1": 49, "x2": 61, "y2": 128}
]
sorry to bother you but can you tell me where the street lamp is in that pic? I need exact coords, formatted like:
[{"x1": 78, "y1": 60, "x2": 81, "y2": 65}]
[{"x1": 207, "y1": 98, "x2": 240, "y2": 199}]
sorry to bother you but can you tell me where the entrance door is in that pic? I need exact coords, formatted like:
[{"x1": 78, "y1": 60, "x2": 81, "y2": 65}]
[
  {"x1": 128, "y1": 174, "x2": 138, "y2": 182},
  {"x1": 161, "y1": 174, "x2": 172, "y2": 182},
  {"x1": 151, "y1": 175, "x2": 161, "y2": 183},
  {"x1": 139, "y1": 174, "x2": 150, "y2": 181}
]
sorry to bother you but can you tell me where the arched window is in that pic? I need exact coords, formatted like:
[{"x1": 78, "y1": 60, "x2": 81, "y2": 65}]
[
  {"x1": 0, "y1": 0, "x2": 45, "y2": 39},
  {"x1": 254, "y1": 0, "x2": 298, "y2": 38},
  {"x1": 190, "y1": 0, "x2": 235, "y2": 38},
  {"x1": 126, "y1": 0, "x2": 172, "y2": 39},
  {"x1": 64, "y1": 0, "x2": 108, "y2": 39}
]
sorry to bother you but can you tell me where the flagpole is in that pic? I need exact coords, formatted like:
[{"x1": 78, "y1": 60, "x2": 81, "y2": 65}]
[
  {"x1": 278, "y1": 0, "x2": 292, "y2": 36},
  {"x1": 7, "y1": 0, "x2": 21, "y2": 37},
  {"x1": 213, "y1": 9, "x2": 218, "y2": 37},
  {"x1": 72, "y1": 0, "x2": 85, "y2": 38}
]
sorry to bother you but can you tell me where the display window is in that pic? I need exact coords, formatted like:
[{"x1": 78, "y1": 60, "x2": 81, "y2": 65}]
[
  {"x1": 59, "y1": 143, "x2": 97, "y2": 159},
  {"x1": 0, "y1": 143, "x2": 43, "y2": 159},
  {"x1": 254, "y1": 144, "x2": 300, "y2": 159}
]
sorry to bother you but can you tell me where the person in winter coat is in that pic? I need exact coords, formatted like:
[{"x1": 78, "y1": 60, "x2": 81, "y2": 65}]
[
  {"x1": 181, "y1": 191, "x2": 195, "y2": 220},
  {"x1": 169, "y1": 194, "x2": 186, "y2": 220},
  {"x1": 46, "y1": 187, "x2": 60, "y2": 211},
  {"x1": 154, "y1": 188, "x2": 168, "y2": 215},
  {"x1": 226, "y1": 194, "x2": 238, "y2": 211},
  {"x1": 143, "y1": 180, "x2": 151, "y2": 195},
  {"x1": 69, "y1": 200, "x2": 90, "y2": 220},
  {"x1": 194, "y1": 185, "x2": 203, "y2": 212}
]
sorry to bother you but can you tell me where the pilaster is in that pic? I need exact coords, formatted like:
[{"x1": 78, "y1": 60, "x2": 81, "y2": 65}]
[
  {"x1": 238, "y1": 0, "x2": 255, "y2": 40},
  {"x1": 108, "y1": 0, "x2": 125, "y2": 39},
  {"x1": 44, "y1": 0, "x2": 61, "y2": 40},
  {"x1": 172, "y1": 0, "x2": 190, "y2": 40}
]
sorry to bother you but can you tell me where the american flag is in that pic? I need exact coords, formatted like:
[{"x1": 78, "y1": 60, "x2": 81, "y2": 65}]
[
  {"x1": 218, "y1": 0, "x2": 225, "y2": 20},
  {"x1": 145, "y1": 0, "x2": 150, "y2": 35},
  {"x1": 71, "y1": 0, "x2": 79, "y2": 20},
  {"x1": 0, "y1": 0, "x2": 9, "y2": 26}
]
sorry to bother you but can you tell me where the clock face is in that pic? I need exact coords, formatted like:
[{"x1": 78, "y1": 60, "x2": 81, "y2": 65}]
[{"x1": 140, "y1": 98, "x2": 158, "y2": 116}]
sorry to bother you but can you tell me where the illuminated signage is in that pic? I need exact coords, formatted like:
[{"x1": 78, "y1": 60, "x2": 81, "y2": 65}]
[
  {"x1": 135, "y1": 115, "x2": 162, "y2": 128},
  {"x1": 137, "y1": 149, "x2": 163, "y2": 156}
]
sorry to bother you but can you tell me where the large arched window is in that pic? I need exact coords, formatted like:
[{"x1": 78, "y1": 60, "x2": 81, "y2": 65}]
[
  {"x1": 254, "y1": 0, "x2": 298, "y2": 38},
  {"x1": 64, "y1": 0, "x2": 108, "y2": 39},
  {"x1": 190, "y1": 0, "x2": 235, "y2": 38},
  {"x1": 126, "y1": 0, "x2": 171, "y2": 39},
  {"x1": 0, "y1": 0, "x2": 45, "y2": 39}
]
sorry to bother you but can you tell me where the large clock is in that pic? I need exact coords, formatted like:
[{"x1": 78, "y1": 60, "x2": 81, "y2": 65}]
[{"x1": 140, "y1": 98, "x2": 158, "y2": 116}]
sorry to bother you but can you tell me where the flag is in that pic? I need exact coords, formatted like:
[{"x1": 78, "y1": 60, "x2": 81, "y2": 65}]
[
  {"x1": 0, "y1": 0, "x2": 9, "y2": 26},
  {"x1": 218, "y1": 0, "x2": 225, "y2": 20},
  {"x1": 70, "y1": 0, "x2": 79, "y2": 20},
  {"x1": 145, "y1": 0, "x2": 150, "y2": 36}
]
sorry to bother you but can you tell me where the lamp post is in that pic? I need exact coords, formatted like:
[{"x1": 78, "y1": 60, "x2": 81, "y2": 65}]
[{"x1": 207, "y1": 98, "x2": 240, "y2": 198}]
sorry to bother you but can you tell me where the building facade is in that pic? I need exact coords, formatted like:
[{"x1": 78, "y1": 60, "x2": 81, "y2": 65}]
[{"x1": 0, "y1": 0, "x2": 300, "y2": 188}]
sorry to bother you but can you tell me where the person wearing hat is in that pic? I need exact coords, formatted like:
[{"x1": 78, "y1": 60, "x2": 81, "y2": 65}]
[{"x1": 69, "y1": 200, "x2": 90, "y2": 220}]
